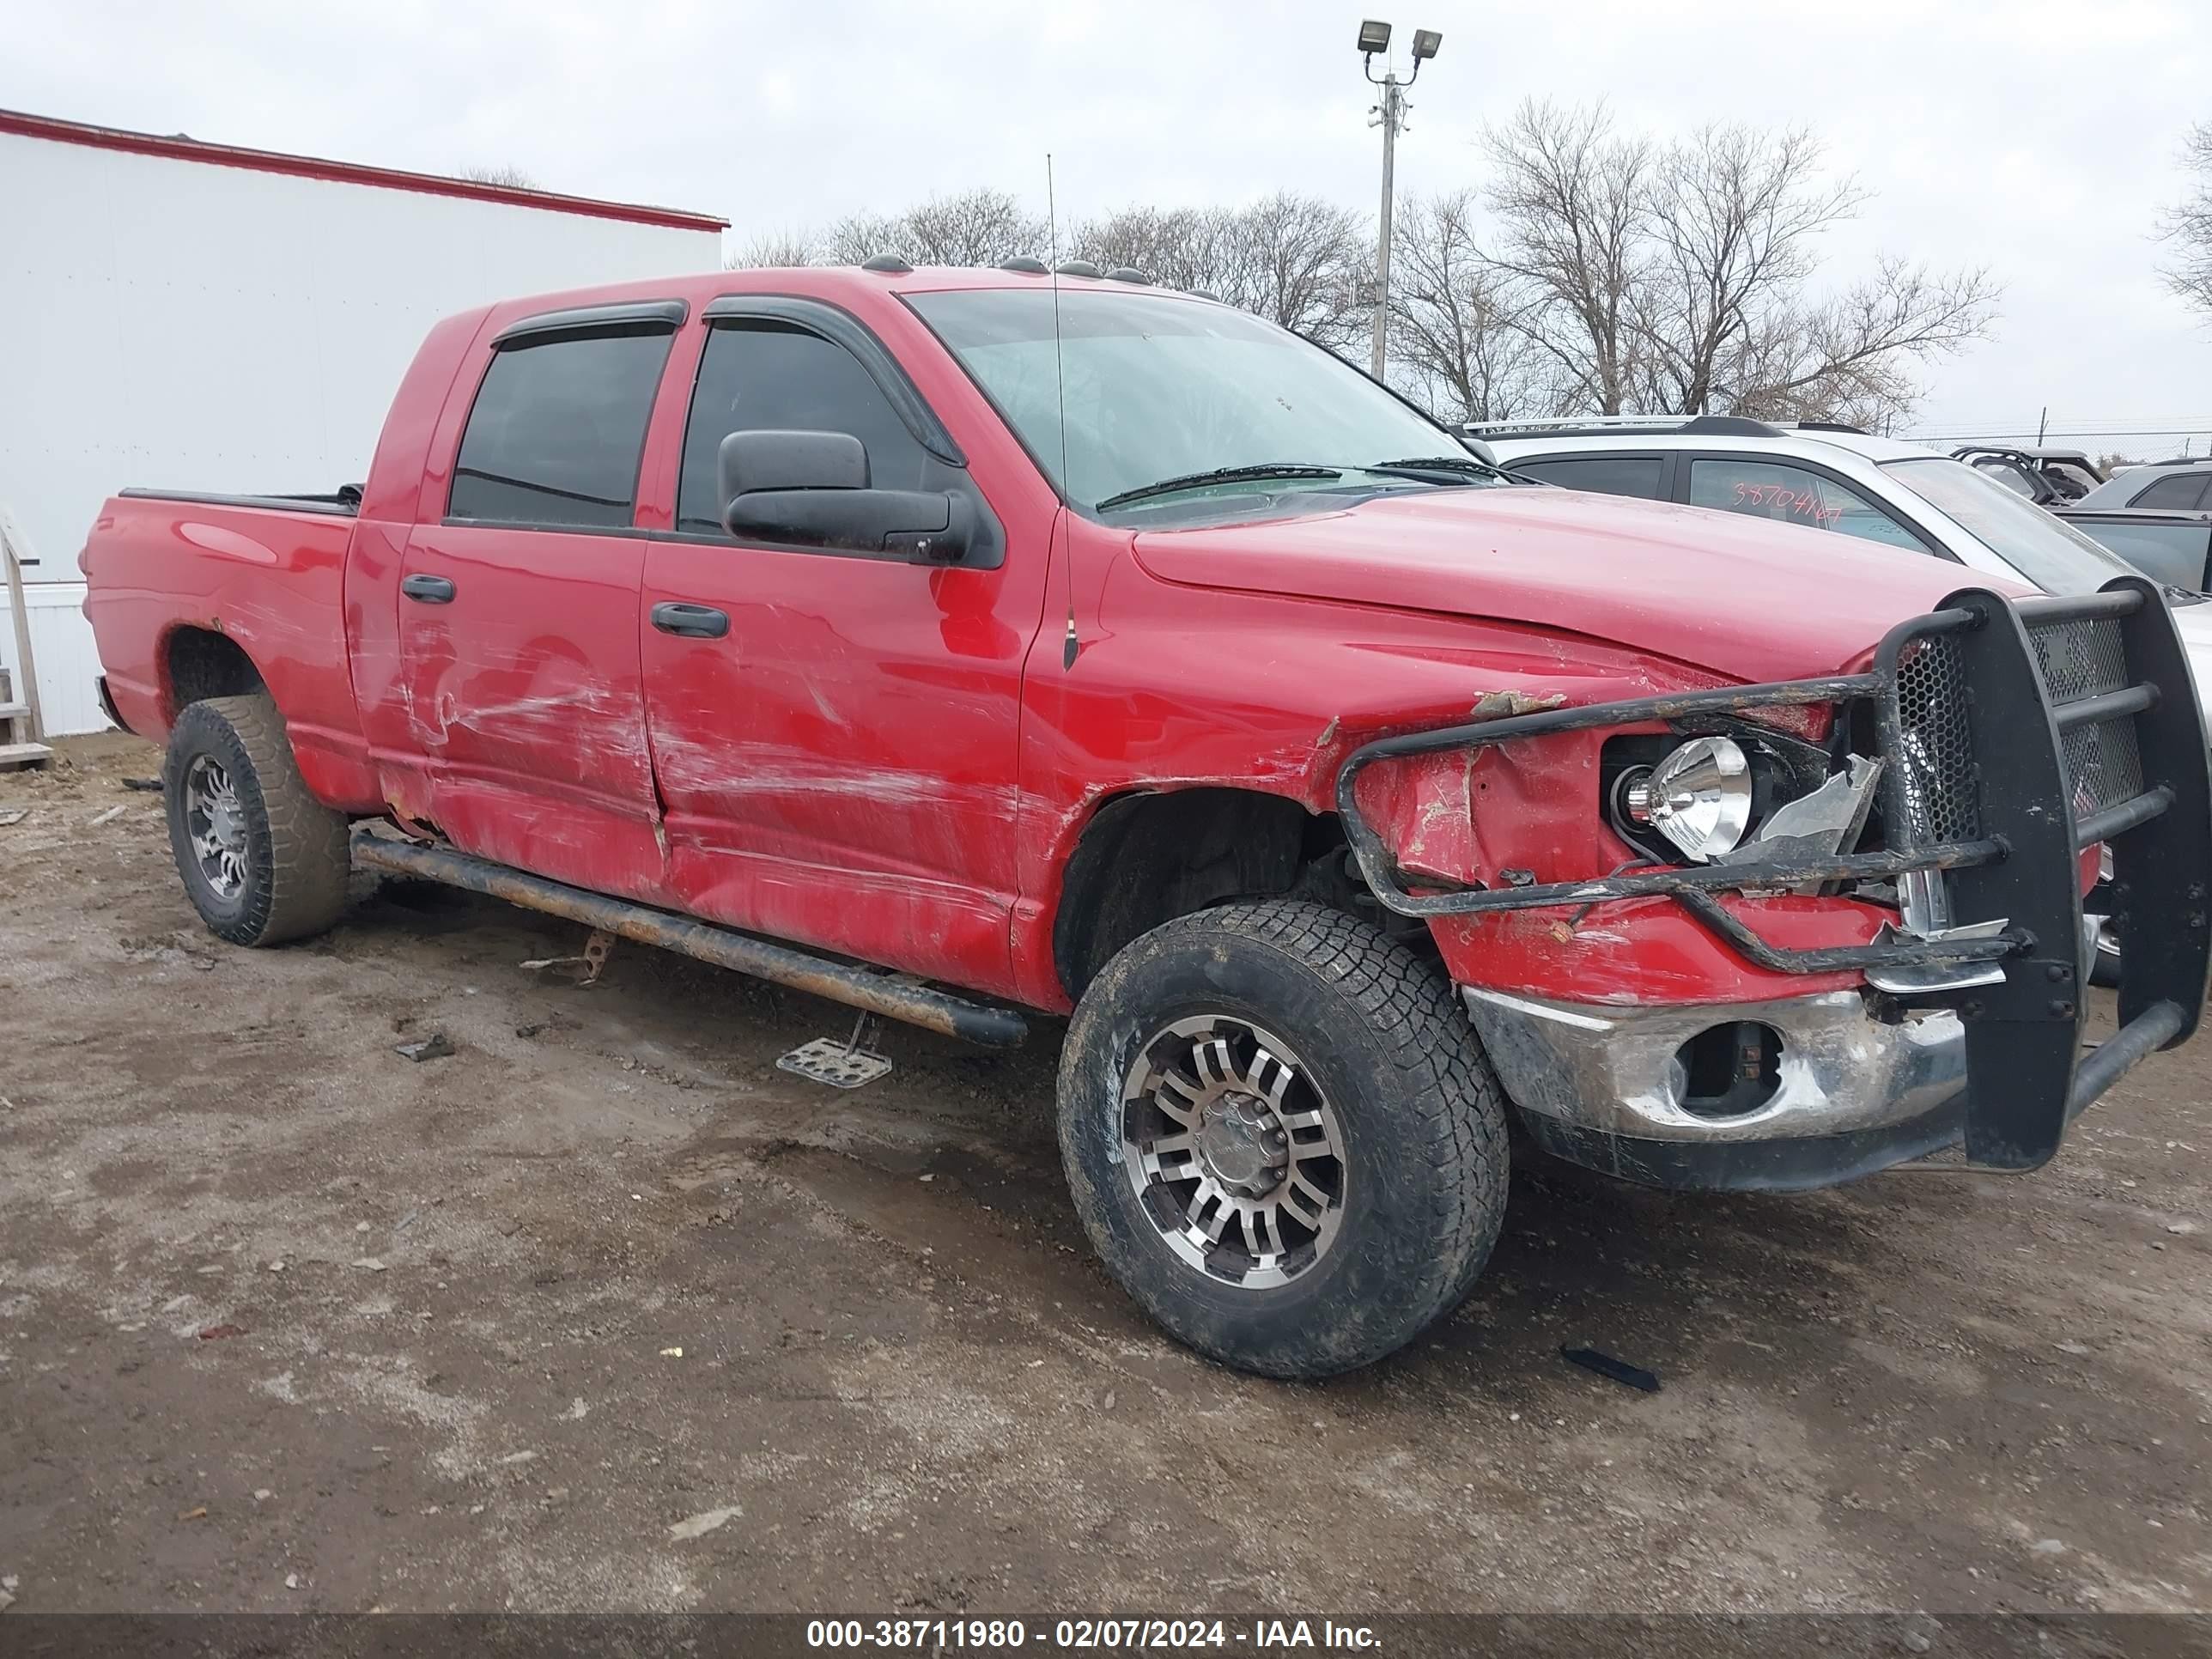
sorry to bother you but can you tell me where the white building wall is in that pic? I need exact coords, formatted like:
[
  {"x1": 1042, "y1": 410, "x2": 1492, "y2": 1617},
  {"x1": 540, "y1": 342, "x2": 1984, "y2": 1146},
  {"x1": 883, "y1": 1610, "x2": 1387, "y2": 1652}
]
[
  {"x1": 0, "y1": 126, "x2": 723, "y2": 732},
  {"x1": 0, "y1": 581, "x2": 102, "y2": 738}
]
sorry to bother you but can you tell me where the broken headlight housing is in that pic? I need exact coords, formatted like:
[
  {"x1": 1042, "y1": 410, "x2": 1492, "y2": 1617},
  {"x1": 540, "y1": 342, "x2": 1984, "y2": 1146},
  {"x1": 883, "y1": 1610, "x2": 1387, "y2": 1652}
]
[{"x1": 1605, "y1": 722, "x2": 1872, "y2": 867}]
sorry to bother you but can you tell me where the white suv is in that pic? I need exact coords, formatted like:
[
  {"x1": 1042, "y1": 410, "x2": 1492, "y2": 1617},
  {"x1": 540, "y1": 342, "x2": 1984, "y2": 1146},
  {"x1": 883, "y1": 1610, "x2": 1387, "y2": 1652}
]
[
  {"x1": 1470, "y1": 416, "x2": 2212, "y2": 687},
  {"x1": 1471, "y1": 415, "x2": 2212, "y2": 981}
]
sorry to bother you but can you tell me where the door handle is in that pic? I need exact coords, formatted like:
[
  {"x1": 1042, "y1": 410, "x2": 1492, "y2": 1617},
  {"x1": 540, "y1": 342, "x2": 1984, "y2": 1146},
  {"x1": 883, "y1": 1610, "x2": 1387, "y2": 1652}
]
[
  {"x1": 401, "y1": 574, "x2": 456, "y2": 604},
  {"x1": 652, "y1": 601, "x2": 730, "y2": 639}
]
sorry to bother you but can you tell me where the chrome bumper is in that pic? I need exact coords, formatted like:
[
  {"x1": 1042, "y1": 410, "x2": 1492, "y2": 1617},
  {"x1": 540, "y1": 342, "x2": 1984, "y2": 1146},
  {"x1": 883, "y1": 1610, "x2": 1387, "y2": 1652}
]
[{"x1": 1462, "y1": 986, "x2": 1965, "y2": 1145}]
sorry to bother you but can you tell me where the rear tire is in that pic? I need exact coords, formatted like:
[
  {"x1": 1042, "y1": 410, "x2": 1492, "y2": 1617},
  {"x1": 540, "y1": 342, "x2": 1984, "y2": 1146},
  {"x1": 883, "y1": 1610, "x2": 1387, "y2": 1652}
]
[
  {"x1": 164, "y1": 694, "x2": 350, "y2": 946},
  {"x1": 1058, "y1": 898, "x2": 1509, "y2": 1378}
]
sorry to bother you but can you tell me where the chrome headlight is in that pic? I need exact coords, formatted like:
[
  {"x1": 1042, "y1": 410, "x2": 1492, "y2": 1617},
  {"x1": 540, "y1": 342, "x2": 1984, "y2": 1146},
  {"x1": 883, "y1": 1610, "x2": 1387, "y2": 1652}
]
[{"x1": 1621, "y1": 736, "x2": 1753, "y2": 862}]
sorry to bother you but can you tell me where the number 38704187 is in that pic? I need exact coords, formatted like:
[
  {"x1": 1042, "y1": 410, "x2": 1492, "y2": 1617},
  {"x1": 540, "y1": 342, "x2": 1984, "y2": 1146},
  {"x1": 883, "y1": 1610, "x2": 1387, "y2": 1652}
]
[{"x1": 1732, "y1": 480, "x2": 1843, "y2": 523}]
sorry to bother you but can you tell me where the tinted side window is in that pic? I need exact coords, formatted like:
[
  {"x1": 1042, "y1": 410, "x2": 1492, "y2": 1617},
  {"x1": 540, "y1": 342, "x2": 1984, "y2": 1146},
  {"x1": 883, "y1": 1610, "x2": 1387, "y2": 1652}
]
[
  {"x1": 1687, "y1": 457, "x2": 1926, "y2": 553},
  {"x1": 1511, "y1": 455, "x2": 1664, "y2": 499},
  {"x1": 678, "y1": 322, "x2": 933, "y2": 533},
  {"x1": 449, "y1": 328, "x2": 673, "y2": 528},
  {"x1": 2063, "y1": 520, "x2": 2212, "y2": 591},
  {"x1": 2130, "y1": 473, "x2": 2210, "y2": 510}
]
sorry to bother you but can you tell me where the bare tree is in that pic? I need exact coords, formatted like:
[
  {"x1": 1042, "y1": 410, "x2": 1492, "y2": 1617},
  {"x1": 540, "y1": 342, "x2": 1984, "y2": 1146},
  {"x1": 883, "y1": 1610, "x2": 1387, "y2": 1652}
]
[
  {"x1": 1224, "y1": 192, "x2": 1372, "y2": 350},
  {"x1": 1073, "y1": 194, "x2": 1370, "y2": 349},
  {"x1": 817, "y1": 211, "x2": 902, "y2": 266},
  {"x1": 459, "y1": 164, "x2": 540, "y2": 190},
  {"x1": 2160, "y1": 120, "x2": 2212, "y2": 317},
  {"x1": 1629, "y1": 124, "x2": 1862, "y2": 414},
  {"x1": 1070, "y1": 205, "x2": 1231, "y2": 289},
  {"x1": 1715, "y1": 257, "x2": 1999, "y2": 427},
  {"x1": 728, "y1": 191, "x2": 1048, "y2": 270},
  {"x1": 897, "y1": 189, "x2": 1048, "y2": 265},
  {"x1": 1387, "y1": 190, "x2": 1564, "y2": 422},
  {"x1": 1630, "y1": 126, "x2": 1996, "y2": 424},
  {"x1": 726, "y1": 228, "x2": 819, "y2": 270},
  {"x1": 1480, "y1": 100, "x2": 1653, "y2": 413}
]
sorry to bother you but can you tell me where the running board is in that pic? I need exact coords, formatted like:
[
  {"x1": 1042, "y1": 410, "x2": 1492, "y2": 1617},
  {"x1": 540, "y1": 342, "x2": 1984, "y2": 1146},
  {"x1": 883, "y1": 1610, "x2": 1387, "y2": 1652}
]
[{"x1": 350, "y1": 832, "x2": 1029, "y2": 1049}]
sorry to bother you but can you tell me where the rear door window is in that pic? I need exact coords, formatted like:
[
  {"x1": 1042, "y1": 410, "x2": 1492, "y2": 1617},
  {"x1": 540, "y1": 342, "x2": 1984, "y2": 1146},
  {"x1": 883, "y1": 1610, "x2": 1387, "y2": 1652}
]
[
  {"x1": 449, "y1": 327, "x2": 674, "y2": 528},
  {"x1": 2130, "y1": 473, "x2": 2211, "y2": 511},
  {"x1": 1509, "y1": 454, "x2": 1665, "y2": 500},
  {"x1": 1686, "y1": 457, "x2": 1928, "y2": 552}
]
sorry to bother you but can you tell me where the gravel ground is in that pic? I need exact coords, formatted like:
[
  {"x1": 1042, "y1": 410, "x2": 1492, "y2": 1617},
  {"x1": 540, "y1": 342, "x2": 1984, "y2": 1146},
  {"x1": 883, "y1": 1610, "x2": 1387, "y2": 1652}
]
[{"x1": 1, "y1": 733, "x2": 2207, "y2": 1617}]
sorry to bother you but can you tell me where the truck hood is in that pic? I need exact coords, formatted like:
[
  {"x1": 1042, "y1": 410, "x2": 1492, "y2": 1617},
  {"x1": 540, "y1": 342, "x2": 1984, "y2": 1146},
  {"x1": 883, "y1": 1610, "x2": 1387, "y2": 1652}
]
[{"x1": 1132, "y1": 488, "x2": 2032, "y2": 685}]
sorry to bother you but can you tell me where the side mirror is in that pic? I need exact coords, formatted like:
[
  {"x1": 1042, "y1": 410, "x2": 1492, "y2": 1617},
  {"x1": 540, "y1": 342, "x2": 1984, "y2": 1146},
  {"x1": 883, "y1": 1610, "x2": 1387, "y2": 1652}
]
[{"x1": 718, "y1": 428, "x2": 972, "y2": 562}]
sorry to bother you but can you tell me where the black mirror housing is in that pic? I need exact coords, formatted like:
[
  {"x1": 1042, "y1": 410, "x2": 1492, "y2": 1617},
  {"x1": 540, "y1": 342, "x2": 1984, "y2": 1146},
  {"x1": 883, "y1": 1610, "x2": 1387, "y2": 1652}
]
[
  {"x1": 718, "y1": 428, "x2": 973, "y2": 563},
  {"x1": 719, "y1": 428, "x2": 869, "y2": 499}
]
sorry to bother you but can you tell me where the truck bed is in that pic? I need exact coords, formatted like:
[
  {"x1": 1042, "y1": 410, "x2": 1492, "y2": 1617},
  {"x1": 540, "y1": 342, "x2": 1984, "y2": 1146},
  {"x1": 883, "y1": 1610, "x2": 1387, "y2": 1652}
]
[{"x1": 80, "y1": 489, "x2": 372, "y2": 807}]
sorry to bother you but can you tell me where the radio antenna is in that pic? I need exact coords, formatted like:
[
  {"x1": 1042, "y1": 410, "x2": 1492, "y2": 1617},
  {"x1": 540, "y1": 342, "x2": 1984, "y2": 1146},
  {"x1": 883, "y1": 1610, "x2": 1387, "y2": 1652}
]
[{"x1": 1048, "y1": 153, "x2": 1078, "y2": 670}]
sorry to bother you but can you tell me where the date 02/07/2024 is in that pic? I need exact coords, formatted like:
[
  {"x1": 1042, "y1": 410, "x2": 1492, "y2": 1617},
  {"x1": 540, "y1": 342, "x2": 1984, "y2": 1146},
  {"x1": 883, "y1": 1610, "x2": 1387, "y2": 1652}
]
[{"x1": 805, "y1": 1618, "x2": 1382, "y2": 1650}]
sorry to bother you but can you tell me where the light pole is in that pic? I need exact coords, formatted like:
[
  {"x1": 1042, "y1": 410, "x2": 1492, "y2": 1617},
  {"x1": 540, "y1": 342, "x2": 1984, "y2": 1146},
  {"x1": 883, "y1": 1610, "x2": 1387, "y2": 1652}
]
[{"x1": 1359, "y1": 20, "x2": 1441, "y2": 380}]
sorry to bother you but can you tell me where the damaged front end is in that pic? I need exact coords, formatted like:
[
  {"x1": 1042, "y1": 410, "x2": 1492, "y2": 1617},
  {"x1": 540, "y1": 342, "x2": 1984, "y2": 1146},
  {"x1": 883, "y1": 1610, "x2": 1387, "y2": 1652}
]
[{"x1": 1335, "y1": 580, "x2": 2210, "y2": 1185}]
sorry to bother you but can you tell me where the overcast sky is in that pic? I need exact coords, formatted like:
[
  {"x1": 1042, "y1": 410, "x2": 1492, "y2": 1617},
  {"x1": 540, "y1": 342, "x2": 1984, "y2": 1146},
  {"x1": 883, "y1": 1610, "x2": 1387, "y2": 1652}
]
[{"x1": 12, "y1": 0, "x2": 2212, "y2": 453}]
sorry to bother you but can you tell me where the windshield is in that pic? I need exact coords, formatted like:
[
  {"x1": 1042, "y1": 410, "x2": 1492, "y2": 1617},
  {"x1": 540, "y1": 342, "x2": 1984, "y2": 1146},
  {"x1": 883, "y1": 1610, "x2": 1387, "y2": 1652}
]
[
  {"x1": 1881, "y1": 457, "x2": 2141, "y2": 595},
  {"x1": 908, "y1": 288, "x2": 1489, "y2": 517}
]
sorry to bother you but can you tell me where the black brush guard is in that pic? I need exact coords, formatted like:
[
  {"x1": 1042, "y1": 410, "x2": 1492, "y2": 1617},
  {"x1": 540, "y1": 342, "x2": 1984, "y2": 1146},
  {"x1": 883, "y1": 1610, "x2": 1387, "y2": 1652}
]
[{"x1": 1335, "y1": 577, "x2": 2210, "y2": 1171}]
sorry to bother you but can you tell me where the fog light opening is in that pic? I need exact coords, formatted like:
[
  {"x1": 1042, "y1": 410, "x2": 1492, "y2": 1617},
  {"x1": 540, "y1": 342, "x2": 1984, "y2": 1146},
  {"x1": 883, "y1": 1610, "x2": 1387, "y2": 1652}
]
[{"x1": 1670, "y1": 1022, "x2": 1784, "y2": 1119}]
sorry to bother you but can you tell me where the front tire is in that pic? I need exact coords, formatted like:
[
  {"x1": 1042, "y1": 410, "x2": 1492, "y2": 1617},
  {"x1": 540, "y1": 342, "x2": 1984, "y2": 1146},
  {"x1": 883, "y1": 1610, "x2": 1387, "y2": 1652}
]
[
  {"x1": 1058, "y1": 899, "x2": 1509, "y2": 1378},
  {"x1": 164, "y1": 694, "x2": 350, "y2": 946}
]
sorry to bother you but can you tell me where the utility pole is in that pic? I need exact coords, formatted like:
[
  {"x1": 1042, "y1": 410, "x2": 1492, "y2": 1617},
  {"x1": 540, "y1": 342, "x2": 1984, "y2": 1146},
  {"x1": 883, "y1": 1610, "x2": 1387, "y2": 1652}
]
[{"x1": 1358, "y1": 21, "x2": 1441, "y2": 381}]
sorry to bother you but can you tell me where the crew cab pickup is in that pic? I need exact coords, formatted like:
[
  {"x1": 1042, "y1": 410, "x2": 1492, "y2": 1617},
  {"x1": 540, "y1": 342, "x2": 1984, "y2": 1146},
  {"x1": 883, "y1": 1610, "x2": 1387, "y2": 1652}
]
[{"x1": 81, "y1": 266, "x2": 2212, "y2": 1378}]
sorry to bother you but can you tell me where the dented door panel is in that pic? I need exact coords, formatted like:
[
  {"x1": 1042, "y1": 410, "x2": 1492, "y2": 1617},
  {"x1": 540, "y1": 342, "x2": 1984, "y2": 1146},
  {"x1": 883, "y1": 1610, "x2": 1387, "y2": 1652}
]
[{"x1": 395, "y1": 522, "x2": 667, "y2": 902}]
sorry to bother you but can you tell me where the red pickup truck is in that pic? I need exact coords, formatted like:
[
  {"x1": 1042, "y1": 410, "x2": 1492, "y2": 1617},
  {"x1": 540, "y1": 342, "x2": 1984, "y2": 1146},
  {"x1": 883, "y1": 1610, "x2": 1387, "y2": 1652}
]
[{"x1": 82, "y1": 264, "x2": 2210, "y2": 1377}]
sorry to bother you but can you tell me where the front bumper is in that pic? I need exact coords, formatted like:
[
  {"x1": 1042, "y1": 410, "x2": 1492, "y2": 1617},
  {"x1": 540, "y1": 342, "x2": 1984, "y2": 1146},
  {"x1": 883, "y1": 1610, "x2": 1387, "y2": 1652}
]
[
  {"x1": 1336, "y1": 578, "x2": 2211, "y2": 1179},
  {"x1": 1463, "y1": 985, "x2": 1969, "y2": 1191}
]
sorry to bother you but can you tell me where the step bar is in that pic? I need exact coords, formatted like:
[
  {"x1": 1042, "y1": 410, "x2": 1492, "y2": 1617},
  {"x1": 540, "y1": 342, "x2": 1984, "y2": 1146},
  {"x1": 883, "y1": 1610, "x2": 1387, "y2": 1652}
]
[{"x1": 350, "y1": 832, "x2": 1030, "y2": 1049}]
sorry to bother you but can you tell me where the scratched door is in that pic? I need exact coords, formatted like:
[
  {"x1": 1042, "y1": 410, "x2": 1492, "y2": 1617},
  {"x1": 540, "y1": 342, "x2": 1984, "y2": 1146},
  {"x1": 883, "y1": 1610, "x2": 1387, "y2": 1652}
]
[
  {"x1": 393, "y1": 322, "x2": 671, "y2": 901},
  {"x1": 637, "y1": 316, "x2": 1046, "y2": 994},
  {"x1": 396, "y1": 521, "x2": 665, "y2": 900}
]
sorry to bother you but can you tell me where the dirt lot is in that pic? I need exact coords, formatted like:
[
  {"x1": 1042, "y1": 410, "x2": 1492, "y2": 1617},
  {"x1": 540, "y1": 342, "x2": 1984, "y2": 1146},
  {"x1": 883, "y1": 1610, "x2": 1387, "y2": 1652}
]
[{"x1": 1, "y1": 732, "x2": 2207, "y2": 1618}]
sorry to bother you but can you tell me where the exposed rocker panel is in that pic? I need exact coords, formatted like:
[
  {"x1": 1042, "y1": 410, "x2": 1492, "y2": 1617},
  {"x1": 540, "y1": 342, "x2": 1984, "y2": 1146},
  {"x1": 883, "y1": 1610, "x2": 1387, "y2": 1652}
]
[{"x1": 349, "y1": 831, "x2": 1029, "y2": 1048}]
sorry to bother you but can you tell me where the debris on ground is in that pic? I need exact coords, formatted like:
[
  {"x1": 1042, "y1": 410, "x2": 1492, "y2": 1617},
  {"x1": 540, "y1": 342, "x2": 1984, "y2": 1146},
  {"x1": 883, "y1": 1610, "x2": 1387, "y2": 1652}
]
[
  {"x1": 121, "y1": 777, "x2": 162, "y2": 792},
  {"x1": 350, "y1": 1257, "x2": 388, "y2": 1273},
  {"x1": 395, "y1": 1033, "x2": 455, "y2": 1062},
  {"x1": 659, "y1": 1346, "x2": 684, "y2": 1358},
  {"x1": 1561, "y1": 1345, "x2": 1662, "y2": 1393},
  {"x1": 0, "y1": 809, "x2": 25, "y2": 827},
  {"x1": 196, "y1": 1323, "x2": 246, "y2": 1341},
  {"x1": 668, "y1": 1504, "x2": 740, "y2": 1540},
  {"x1": 176, "y1": 1505, "x2": 208, "y2": 1522},
  {"x1": 88, "y1": 805, "x2": 127, "y2": 826}
]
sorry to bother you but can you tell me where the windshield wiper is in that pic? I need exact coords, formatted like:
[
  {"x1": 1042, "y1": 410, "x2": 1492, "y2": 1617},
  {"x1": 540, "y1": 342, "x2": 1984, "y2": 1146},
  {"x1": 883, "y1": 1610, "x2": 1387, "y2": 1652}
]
[
  {"x1": 1368, "y1": 455, "x2": 1507, "y2": 479},
  {"x1": 1094, "y1": 464, "x2": 1343, "y2": 512}
]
